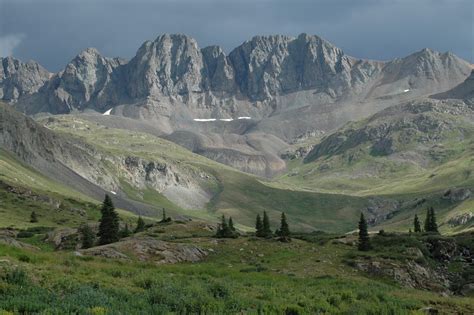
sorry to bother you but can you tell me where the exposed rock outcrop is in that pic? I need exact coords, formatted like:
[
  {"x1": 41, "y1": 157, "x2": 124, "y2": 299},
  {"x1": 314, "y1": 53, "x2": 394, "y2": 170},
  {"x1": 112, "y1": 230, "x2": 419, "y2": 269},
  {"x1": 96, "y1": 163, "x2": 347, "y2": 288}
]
[
  {"x1": 0, "y1": 57, "x2": 50, "y2": 102},
  {"x1": 80, "y1": 236, "x2": 208, "y2": 264}
]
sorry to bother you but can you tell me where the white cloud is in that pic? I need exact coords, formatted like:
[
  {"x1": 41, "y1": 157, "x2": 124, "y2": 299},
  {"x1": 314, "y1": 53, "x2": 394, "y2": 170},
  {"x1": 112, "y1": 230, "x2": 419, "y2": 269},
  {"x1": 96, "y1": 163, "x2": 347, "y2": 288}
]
[{"x1": 0, "y1": 34, "x2": 25, "y2": 57}]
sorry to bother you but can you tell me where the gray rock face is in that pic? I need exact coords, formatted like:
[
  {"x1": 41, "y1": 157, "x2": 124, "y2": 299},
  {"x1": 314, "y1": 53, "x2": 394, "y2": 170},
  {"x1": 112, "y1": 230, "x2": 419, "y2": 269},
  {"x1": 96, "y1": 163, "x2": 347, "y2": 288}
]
[
  {"x1": 0, "y1": 57, "x2": 50, "y2": 102},
  {"x1": 10, "y1": 33, "x2": 471, "y2": 118},
  {"x1": 5, "y1": 33, "x2": 472, "y2": 176}
]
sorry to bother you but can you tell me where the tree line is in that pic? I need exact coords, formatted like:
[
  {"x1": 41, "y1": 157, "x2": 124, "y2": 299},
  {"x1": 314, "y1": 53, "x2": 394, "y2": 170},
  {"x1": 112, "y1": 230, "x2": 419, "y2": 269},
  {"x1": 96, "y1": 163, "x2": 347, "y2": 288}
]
[{"x1": 357, "y1": 207, "x2": 439, "y2": 251}]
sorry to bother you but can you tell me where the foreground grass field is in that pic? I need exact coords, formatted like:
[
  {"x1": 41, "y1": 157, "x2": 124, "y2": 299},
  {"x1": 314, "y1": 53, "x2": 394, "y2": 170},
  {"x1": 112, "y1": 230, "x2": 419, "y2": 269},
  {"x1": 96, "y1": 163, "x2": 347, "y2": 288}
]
[{"x1": 1, "y1": 226, "x2": 473, "y2": 314}]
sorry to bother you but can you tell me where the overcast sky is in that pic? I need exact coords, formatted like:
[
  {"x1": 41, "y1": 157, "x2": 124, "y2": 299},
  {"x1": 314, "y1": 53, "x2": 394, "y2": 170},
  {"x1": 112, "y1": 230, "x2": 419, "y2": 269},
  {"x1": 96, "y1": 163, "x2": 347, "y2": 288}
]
[{"x1": 0, "y1": 0, "x2": 472, "y2": 72}]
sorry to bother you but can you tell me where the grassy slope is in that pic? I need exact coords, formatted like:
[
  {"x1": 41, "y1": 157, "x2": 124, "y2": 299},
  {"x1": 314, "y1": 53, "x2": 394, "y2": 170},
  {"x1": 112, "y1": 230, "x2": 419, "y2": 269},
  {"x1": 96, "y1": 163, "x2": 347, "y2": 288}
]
[
  {"x1": 35, "y1": 115, "x2": 371, "y2": 233},
  {"x1": 0, "y1": 229, "x2": 472, "y2": 314}
]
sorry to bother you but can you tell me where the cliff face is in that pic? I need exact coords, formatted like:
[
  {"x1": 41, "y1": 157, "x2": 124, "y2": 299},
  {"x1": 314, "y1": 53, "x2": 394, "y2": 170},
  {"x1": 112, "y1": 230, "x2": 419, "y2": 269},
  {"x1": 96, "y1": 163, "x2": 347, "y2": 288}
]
[
  {"x1": 0, "y1": 57, "x2": 51, "y2": 102},
  {"x1": 8, "y1": 33, "x2": 471, "y2": 118},
  {"x1": 4, "y1": 33, "x2": 472, "y2": 176}
]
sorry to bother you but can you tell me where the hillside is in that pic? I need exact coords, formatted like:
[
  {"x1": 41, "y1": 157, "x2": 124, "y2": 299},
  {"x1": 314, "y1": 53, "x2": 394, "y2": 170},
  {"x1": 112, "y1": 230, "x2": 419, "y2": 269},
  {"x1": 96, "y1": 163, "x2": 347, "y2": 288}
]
[{"x1": 278, "y1": 97, "x2": 474, "y2": 233}]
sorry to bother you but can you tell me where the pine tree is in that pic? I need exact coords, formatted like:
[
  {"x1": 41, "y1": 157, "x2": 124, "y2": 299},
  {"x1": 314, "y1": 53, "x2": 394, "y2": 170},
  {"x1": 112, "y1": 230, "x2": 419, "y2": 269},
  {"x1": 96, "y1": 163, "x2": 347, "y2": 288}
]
[
  {"x1": 216, "y1": 215, "x2": 229, "y2": 238},
  {"x1": 279, "y1": 212, "x2": 290, "y2": 237},
  {"x1": 30, "y1": 211, "x2": 38, "y2": 223},
  {"x1": 162, "y1": 208, "x2": 166, "y2": 222},
  {"x1": 255, "y1": 214, "x2": 263, "y2": 237},
  {"x1": 134, "y1": 216, "x2": 145, "y2": 233},
  {"x1": 228, "y1": 217, "x2": 236, "y2": 231},
  {"x1": 78, "y1": 224, "x2": 95, "y2": 249},
  {"x1": 120, "y1": 223, "x2": 131, "y2": 238},
  {"x1": 428, "y1": 207, "x2": 438, "y2": 233},
  {"x1": 358, "y1": 213, "x2": 371, "y2": 251},
  {"x1": 98, "y1": 194, "x2": 120, "y2": 245},
  {"x1": 424, "y1": 208, "x2": 431, "y2": 232},
  {"x1": 413, "y1": 214, "x2": 421, "y2": 233},
  {"x1": 262, "y1": 211, "x2": 272, "y2": 238}
]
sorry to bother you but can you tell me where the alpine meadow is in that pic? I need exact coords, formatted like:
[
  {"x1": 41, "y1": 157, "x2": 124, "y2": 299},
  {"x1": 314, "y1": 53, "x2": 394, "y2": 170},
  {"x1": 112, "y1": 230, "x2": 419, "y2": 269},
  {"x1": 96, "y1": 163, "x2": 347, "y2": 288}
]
[{"x1": 0, "y1": 0, "x2": 473, "y2": 314}]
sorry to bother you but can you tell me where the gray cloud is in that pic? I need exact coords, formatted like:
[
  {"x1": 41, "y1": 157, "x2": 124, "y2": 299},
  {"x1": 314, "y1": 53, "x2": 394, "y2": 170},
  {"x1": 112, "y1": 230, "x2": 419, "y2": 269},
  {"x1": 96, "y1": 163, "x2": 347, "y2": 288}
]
[
  {"x1": 0, "y1": 33, "x2": 25, "y2": 56},
  {"x1": 1, "y1": 0, "x2": 472, "y2": 72}
]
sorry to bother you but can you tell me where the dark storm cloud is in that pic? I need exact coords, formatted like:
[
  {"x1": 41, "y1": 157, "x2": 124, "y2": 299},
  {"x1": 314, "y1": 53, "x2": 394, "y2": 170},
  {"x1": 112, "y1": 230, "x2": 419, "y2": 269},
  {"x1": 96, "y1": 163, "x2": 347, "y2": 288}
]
[{"x1": 0, "y1": 0, "x2": 472, "y2": 72}]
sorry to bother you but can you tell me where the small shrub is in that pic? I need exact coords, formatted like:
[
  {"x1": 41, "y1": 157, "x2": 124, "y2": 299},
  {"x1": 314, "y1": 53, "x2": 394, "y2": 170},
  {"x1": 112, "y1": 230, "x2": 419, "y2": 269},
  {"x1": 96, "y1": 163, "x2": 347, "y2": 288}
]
[
  {"x1": 3, "y1": 268, "x2": 28, "y2": 285},
  {"x1": 16, "y1": 231, "x2": 34, "y2": 238},
  {"x1": 18, "y1": 254, "x2": 31, "y2": 263}
]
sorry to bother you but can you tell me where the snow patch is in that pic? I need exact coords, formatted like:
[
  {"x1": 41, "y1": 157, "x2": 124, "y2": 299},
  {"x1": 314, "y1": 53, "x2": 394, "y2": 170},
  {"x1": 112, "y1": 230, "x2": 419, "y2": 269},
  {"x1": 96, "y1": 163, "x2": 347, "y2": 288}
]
[
  {"x1": 103, "y1": 108, "x2": 113, "y2": 115},
  {"x1": 238, "y1": 116, "x2": 251, "y2": 120},
  {"x1": 219, "y1": 118, "x2": 234, "y2": 122},
  {"x1": 193, "y1": 118, "x2": 216, "y2": 122},
  {"x1": 110, "y1": 191, "x2": 117, "y2": 195},
  {"x1": 403, "y1": 89, "x2": 410, "y2": 93}
]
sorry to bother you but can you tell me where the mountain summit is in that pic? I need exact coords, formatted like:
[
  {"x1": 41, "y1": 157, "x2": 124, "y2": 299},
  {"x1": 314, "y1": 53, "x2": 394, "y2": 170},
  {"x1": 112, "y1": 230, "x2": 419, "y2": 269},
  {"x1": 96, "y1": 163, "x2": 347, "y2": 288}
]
[{"x1": 2, "y1": 33, "x2": 472, "y2": 176}]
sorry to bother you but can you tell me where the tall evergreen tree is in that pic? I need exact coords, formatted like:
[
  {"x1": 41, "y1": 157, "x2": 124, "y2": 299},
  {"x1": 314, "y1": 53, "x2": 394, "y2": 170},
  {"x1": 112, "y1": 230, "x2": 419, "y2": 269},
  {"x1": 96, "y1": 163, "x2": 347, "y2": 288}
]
[
  {"x1": 262, "y1": 211, "x2": 272, "y2": 238},
  {"x1": 78, "y1": 224, "x2": 95, "y2": 249},
  {"x1": 162, "y1": 208, "x2": 167, "y2": 222},
  {"x1": 30, "y1": 211, "x2": 38, "y2": 223},
  {"x1": 216, "y1": 215, "x2": 230, "y2": 238},
  {"x1": 228, "y1": 217, "x2": 236, "y2": 232},
  {"x1": 279, "y1": 212, "x2": 290, "y2": 237},
  {"x1": 358, "y1": 213, "x2": 371, "y2": 251},
  {"x1": 424, "y1": 208, "x2": 431, "y2": 233},
  {"x1": 427, "y1": 207, "x2": 438, "y2": 233},
  {"x1": 98, "y1": 195, "x2": 120, "y2": 245},
  {"x1": 413, "y1": 214, "x2": 421, "y2": 233},
  {"x1": 255, "y1": 214, "x2": 263, "y2": 237},
  {"x1": 134, "y1": 216, "x2": 145, "y2": 233}
]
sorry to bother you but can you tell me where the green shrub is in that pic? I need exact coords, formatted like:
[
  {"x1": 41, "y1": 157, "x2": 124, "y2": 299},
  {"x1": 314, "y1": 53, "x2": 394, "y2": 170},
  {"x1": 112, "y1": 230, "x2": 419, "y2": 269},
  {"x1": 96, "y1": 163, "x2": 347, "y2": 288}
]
[{"x1": 3, "y1": 268, "x2": 28, "y2": 285}]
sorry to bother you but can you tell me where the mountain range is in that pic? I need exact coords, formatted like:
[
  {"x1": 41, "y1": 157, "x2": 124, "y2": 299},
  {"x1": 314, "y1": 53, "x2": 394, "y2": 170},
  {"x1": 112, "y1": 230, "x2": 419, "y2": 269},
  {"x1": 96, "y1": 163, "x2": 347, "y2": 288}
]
[{"x1": 1, "y1": 33, "x2": 473, "y2": 233}]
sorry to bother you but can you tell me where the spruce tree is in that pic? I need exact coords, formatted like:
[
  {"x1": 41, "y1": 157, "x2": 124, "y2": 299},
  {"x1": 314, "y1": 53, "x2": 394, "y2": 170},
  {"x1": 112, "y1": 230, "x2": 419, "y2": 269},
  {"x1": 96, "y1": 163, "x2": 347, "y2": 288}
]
[
  {"x1": 30, "y1": 211, "x2": 38, "y2": 223},
  {"x1": 98, "y1": 195, "x2": 120, "y2": 245},
  {"x1": 162, "y1": 208, "x2": 166, "y2": 222},
  {"x1": 424, "y1": 208, "x2": 431, "y2": 233},
  {"x1": 78, "y1": 224, "x2": 95, "y2": 249},
  {"x1": 134, "y1": 216, "x2": 145, "y2": 233},
  {"x1": 216, "y1": 215, "x2": 229, "y2": 238},
  {"x1": 279, "y1": 212, "x2": 290, "y2": 237},
  {"x1": 120, "y1": 223, "x2": 131, "y2": 238},
  {"x1": 429, "y1": 207, "x2": 438, "y2": 233},
  {"x1": 255, "y1": 214, "x2": 263, "y2": 237},
  {"x1": 262, "y1": 211, "x2": 272, "y2": 238},
  {"x1": 228, "y1": 217, "x2": 236, "y2": 232},
  {"x1": 413, "y1": 214, "x2": 421, "y2": 233},
  {"x1": 358, "y1": 213, "x2": 371, "y2": 251}
]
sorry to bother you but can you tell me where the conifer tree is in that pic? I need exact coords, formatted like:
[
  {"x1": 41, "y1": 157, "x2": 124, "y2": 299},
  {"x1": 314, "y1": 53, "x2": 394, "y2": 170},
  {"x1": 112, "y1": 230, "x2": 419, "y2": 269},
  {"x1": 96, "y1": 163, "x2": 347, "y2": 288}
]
[
  {"x1": 430, "y1": 207, "x2": 438, "y2": 233},
  {"x1": 255, "y1": 214, "x2": 263, "y2": 237},
  {"x1": 134, "y1": 216, "x2": 145, "y2": 233},
  {"x1": 228, "y1": 217, "x2": 236, "y2": 232},
  {"x1": 78, "y1": 224, "x2": 95, "y2": 249},
  {"x1": 358, "y1": 213, "x2": 371, "y2": 251},
  {"x1": 162, "y1": 208, "x2": 167, "y2": 222},
  {"x1": 30, "y1": 211, "x2": 38, "y2": 223},
  {"x1": 413, "y1": 214, "x2": 421, "y2": 233},
  {"x1": 262, "y1": 211, "x2": 272, "y2": 238},
  {"x1": 424, "y1": 208, "x2": 431, "y2": 233},
  {"x1": 216, "y1": 215, "x2": 229, "y2": 238},
  {"x1": 98, "y1": 194, "x2": 120, "y2": 245},
  {"x1": 120, "y1": 223, "x2": 131, "y2": 238},
  {"x1": 279, "y1": 212, "x2": 290, "y2": 237}
]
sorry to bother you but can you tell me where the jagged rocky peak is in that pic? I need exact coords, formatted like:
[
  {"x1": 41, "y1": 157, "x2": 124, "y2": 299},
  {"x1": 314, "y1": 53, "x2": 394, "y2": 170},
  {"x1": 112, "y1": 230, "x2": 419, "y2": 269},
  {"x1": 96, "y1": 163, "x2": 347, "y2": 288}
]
[
  {"x1": 45, "y1": 47, "x2": 127, "y2": 111},
  {"x1": 126, "y1": 33, "x2": 206, "y2": 98},
  {"x1": 228, "y1": 33, "x2": 353, "y2": 100},
  {"x1": 0, "y1": 56, "x2": 51, "y2": 102},
  {"x1": 201, "y1": 45, "x2": 235, "y2": 93}
]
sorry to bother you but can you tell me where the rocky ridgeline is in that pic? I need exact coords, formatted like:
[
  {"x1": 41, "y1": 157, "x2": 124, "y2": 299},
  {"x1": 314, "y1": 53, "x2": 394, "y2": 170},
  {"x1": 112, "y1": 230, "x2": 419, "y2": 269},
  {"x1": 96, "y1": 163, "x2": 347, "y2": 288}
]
[{"x1": 3, "y1": 34, "x2": 471, "y2": 121}]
